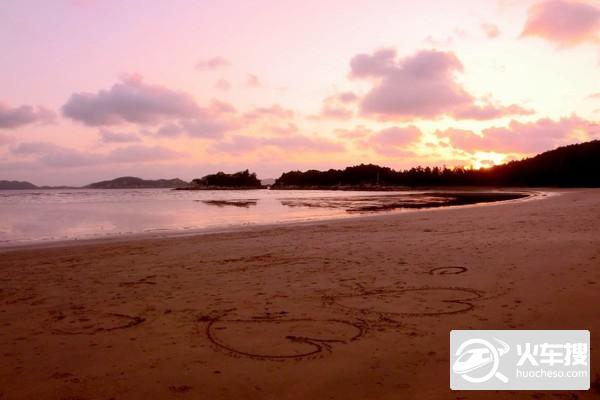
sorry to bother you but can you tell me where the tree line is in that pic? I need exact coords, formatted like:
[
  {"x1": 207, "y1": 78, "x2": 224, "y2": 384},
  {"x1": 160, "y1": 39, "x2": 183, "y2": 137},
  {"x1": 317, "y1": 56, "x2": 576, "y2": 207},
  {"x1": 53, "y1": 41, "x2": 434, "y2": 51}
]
[{"x1": 272, "y1": 140, "x2": 600, "y2": 188}]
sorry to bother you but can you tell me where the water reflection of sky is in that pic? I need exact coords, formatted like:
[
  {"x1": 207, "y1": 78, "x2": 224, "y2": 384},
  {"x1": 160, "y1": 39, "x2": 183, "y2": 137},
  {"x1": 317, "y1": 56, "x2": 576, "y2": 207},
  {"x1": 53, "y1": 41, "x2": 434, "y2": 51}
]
[{"x1": 0, "y1": 189, "x2": 425, "y2": 245}]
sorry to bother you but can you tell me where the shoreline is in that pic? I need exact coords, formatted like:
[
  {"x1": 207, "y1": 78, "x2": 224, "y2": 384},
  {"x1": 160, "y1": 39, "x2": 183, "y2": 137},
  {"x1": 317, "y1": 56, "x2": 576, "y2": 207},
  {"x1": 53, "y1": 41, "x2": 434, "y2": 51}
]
[{"x1": 0, "y1": 188, "x2": 546, "y2": 252}]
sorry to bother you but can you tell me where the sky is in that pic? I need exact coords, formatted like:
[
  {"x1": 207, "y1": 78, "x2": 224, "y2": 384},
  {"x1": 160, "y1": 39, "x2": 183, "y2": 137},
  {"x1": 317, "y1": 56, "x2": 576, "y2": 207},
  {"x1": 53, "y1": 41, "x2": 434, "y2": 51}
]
[{"x1": 1, "y1": 0, "x2": 600, "y2": 185}]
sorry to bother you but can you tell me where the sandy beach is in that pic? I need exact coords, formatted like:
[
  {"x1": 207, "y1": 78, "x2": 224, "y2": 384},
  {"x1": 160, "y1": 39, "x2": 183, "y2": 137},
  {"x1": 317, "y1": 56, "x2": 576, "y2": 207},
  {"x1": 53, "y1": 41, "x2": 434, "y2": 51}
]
[{"x1": 1, "y1": 189, "x2": 599, "y2": 399}]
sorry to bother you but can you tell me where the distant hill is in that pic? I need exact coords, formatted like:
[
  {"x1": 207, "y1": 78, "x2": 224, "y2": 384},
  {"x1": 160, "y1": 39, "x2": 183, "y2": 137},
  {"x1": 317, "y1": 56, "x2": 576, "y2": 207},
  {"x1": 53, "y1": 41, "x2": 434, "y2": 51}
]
[
  {"x1": 86, "y1": 176, "x2": 188, "y2": 189},
  {"x1": 273, "y1": 140, "x2": 600, "y2": 188},
  {"x1": 0, "y1": 180, "x2": 38, "y2": 190}
]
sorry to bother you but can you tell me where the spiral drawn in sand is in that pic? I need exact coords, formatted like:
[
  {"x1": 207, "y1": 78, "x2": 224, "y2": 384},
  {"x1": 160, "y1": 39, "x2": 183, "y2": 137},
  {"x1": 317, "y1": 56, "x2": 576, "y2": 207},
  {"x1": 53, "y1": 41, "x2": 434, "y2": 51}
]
[
  {"x1": 204, "y1": 316, "x2": 365, "y2": 360},
  {"x1": 46, "y1": 310, "x2": 145, "y2": 335},
  {"x1": 428, "y1": 266, "x2": 468, "y2": 275},
  {"x1": 324, "y1": 287, "x2": 482, "y2": 318}
]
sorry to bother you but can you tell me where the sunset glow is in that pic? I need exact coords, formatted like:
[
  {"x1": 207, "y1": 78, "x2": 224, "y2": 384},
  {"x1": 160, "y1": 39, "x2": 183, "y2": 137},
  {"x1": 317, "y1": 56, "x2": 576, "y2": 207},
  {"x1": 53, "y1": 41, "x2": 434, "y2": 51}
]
[{"x1": 1, "y1": 0, "x2": 600, "y2": 185}]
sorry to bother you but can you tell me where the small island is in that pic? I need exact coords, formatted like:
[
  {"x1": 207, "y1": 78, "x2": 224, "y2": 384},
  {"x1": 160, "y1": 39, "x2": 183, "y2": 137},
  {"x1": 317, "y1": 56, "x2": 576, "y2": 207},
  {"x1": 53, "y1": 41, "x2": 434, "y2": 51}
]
[{"x1": 176, "y1": 169, "x2": 266, "y2": 190}]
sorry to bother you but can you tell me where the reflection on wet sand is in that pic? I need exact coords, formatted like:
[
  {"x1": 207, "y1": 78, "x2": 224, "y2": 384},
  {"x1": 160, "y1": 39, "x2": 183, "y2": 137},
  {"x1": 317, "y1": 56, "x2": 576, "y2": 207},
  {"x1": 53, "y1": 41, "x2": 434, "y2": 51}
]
[
  {"x1": 279, "y1": 192, "x2": 529, "y2": 213},
  {"x1": 199, "y1": 199, "x2": 258, "y2": 208}
]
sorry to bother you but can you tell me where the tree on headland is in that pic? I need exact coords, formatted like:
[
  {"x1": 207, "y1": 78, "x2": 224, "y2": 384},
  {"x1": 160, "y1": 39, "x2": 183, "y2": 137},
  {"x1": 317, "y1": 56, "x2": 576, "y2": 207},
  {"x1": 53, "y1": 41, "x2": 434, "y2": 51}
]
[
  {"x1": 272, "y1": 140, "x2": 600, "y2": 188},
  {"x1": 191, "y1": 169, "x2": 263, "y2": 188}
]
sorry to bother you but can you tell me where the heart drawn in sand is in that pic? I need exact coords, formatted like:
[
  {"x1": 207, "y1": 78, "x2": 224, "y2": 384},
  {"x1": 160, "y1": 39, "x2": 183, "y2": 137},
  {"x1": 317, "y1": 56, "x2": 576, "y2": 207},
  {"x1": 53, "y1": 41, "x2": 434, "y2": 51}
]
[
  {"x1": 205, "y1": 317, "x2": 364, "y2": 360},
  {"x1": 325, "y1": 287, "x2": 482, "y2": 318}
]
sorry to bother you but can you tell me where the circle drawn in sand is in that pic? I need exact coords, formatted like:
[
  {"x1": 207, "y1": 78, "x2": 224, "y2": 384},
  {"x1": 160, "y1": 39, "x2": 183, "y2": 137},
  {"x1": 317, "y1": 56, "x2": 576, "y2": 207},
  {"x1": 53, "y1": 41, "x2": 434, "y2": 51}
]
[
  {"x1": 205, "y1": 317, "x2": 364, "y2": 360},
  {"x1": 47, "y1": 311, "x2": 145, "y2": 335},
  {"x1": 326, "y1": 287, "x2": 482, "y2": 317},
  {"x1": 428, "y1": 266, "x2": 467, "y2": 275}
]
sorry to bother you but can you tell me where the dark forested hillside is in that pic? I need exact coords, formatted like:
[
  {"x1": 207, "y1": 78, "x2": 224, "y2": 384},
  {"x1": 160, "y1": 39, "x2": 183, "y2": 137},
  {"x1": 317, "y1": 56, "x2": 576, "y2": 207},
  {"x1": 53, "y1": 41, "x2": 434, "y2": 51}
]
[
  {"x1": 272, "y1": 140, "x2": 600, "y2": 188},
  {"x1": 480, "y1": 140, "x2": 600, "y2": 187}
]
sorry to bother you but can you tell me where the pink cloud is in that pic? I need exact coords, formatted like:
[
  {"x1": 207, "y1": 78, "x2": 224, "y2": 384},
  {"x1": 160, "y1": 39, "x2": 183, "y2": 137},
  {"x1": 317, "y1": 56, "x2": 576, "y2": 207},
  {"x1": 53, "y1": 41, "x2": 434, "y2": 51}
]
[
  {"x1": 243, "y1": 104, "x2": 295, "y2": 120},
  {"x1": 154, "y1": 123, "x2": 183, "y2": 138},
  {"x1": 350, "y1": 48, "x2": 397, "y2": 78},
  {"x1": 11, "y1": 141, "x2": 182, "y2": 167},
  {"x1": 334, "y1": 126, "x2": 373, "y2": 139},
  {"x1": 267, "y1": 123, "x2": 298, "y2": 135},
  {"x1": 106, "y1": 145, "x2": 181, "y2": 163},
  {"x1": 195, "y1": 56, "x2": 230, "y2": 71},
  {"x1": 144, "y1": 116, "x2": 235, "y2": 139},
  {"x1": 0, "y1": 102, "x2": 56, "y2": 129},
  {"x1": 11, "y1": 142, "x2": 102, "y2": 167},
  {"x1": 352, "y1": 49, "x2": 470, "y2": 118},
  {"x1": 178, "y1": 116, "x2": 236, "y2": 138},
  {"x1": 0, "y1": 133, "x2": 13, "y2": 145},
  {"x1": 482, "y1": 23, "x2": 501, "y2": 38},
  {"x1": 521, "y1": 0, "x2": 600, "y2": 47},
  {"x1": 212, "y1": 134, "x2": 343, "y2": 154},
  {"x1": 11, "y1": 141, "x2": 64, "y2": 155},
  {"x1": 62, "y1": 75, "x2": 199, "y2": 126},
  {"x1": 453, "y1": 104, "x2": 534, "y2": 120},
  {"x1": 214, "y1": 79, "x2": 231, "y2": 91},
  {"x1": 208, "y1": 100, "x2": 237, "y2": 114},
  {"x1": 314, "y1": 92, "x2": 358, "y2": 120},
  {"x1": 367, "y1": 126, "x2": 421, "y2": 156},
  {"x1": 99, "y1": 130, "x2": 141, "y2": 143},
  {"x1": 440, "y1": 116, "x2": 599, "y2": 153},
  {"x1": 350, "y1": 49, "x2": 535, "y2": 121},
  {"x1": 337, "y1": 92, "x2": 358, "y2": 103},
  {"x1": 318, "y1": 106, "x2": 353, "y2": 119},
  {"x1": 247, "y1": 74, "x2": 261, "y2": 87},
  {"x1": 63, "y1": 76, "x2": 238, "y2": 138}
]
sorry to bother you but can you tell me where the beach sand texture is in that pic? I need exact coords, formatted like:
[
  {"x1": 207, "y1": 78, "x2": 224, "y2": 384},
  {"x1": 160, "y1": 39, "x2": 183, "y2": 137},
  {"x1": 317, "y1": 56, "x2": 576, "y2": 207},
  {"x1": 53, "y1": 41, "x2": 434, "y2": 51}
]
[{"x1": 1, "y1": 189, "x2": 599, "y2": 399}]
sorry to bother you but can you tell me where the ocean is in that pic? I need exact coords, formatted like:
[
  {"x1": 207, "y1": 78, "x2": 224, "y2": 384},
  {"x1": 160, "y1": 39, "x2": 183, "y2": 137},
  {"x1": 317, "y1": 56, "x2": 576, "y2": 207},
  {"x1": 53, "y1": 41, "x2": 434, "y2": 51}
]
[
  {"x1": 0, "y1": 188, "x2": 416, "y2": 246},
  {"x1": 0, "y1": 188, "x2": 528, "y2": 246}
]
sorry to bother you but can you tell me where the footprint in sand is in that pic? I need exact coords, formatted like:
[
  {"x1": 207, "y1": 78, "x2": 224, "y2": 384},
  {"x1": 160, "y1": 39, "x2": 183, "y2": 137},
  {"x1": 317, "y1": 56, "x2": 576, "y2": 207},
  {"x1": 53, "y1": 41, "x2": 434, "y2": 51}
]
[
  {"x1": 204, "y1": 317, "x2": 364, "y2": 360},
  {"x1": 325, "y1": 287, "x2": 482, "y2": 318}
]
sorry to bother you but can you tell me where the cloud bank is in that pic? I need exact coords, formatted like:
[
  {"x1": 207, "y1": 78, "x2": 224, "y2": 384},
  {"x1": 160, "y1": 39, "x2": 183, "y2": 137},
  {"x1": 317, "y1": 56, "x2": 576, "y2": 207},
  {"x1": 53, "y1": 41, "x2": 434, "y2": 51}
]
[
  {"x1": 368, "y1": 126, "x2": 422, "y2": 156},
  {"x1": 62, "y1": 75, "x2": 200, "y2": 126},
  {"x1": 315, "y1": 92, "x2": 358, "y2": 120},
  {"x1": 350, "y1": 49, "x2": 530, "y2": 121},
  {"x1": 11, "y1": 141, "x2": 182, "y2": 168},
  {"x1": 440, "y1": 116, "x2": 598, "y2": 154},
  {"x1": 212, "y1": 134, "x2": 344, "y2": 154},
  {"x1": 62, "y1": 75, "x2": 238, "y2": 139},
  {"x1": 521, "y1": 0, "x2": 600, "y2": 47},
  {"x1": 99, "y1": 130, "x2": 141, "y2": 143},
  {"x1": 0, "y1": 102, "x2": 56, "y2": 129}
]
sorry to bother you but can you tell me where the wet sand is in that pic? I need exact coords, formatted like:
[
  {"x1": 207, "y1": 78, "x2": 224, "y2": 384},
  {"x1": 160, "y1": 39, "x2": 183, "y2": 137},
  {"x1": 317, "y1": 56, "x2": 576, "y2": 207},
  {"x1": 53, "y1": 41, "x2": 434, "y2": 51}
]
[{"x1": 1, "y1": 189, "x2": 599, "y2": 399}]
